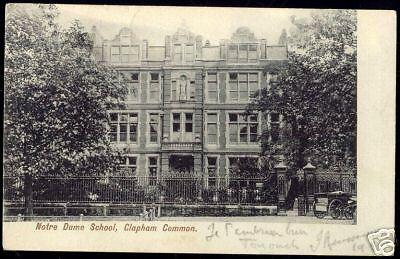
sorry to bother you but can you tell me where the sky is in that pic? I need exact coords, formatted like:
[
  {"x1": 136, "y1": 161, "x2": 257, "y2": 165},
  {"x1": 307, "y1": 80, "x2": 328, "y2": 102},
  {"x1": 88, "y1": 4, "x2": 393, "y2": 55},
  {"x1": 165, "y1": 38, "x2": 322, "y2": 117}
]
[{"x1": 55, "y1": 5, "x2": 312, "y2": 45}]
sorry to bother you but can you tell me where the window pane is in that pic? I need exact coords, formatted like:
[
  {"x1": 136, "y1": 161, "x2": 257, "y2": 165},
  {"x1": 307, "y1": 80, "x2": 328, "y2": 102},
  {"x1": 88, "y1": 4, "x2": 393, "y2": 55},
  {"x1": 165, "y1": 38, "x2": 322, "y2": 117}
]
[
  {"x1": 110, "y1": 113, "x2": 118, "y2": 122},
  {"x1": 249, "y1": 45, "x2": 257, "y2": 51},
  {"x1": 229, "y1": 81, "x2": 238, "y2": 91},
  {"x1": 229, "y1": 157, "x2": 238, "y2": 166},
  {"x1": 129, "y1": 114, "x2": 138, "y2": 122},
  {"x1": 121, "y1": 46, "x2": 130, "y2": 54},
  {"x1": 120, "y1": 114, "x2": 128, "y2": 122},
  {"x1": 150, "y1": 73, "x2": 159, "y2": 81},
  {"x1": 249, "y1": 82, "x2": 258, "y2": 96},
  {"x1": 250, "y1": 134, "x2": 258, "y2": 142},
  {"x1": 208, "y1": 157, "x2": 217, "y2": 166},
  {"x1": 249, "y1": 114, "x2": 258, "y2": 122},
  {"x1": 185, "y1": 123, "x2": 193, "y2": 132},
  {"x1": 250, "y1": 124, "x2": 258, "y2": 133},
  {"x1": 111, "y1": 47, "x2": 120, "y2": 54},
  {"x1": 185, "y1": 113, "x2": 193, "y2": 121},
  {"x1": 120, "y1": 123, "x2": 127, "y2": 142},
  {"x1": 130, "y1": 73, "x2": 139, "y2": 81},
  {"x1": 208, "y1": 134, "x2": 217, "y2": 144},
  {"x1": 239, "y1": 91, "x2": 248, "y2": 101},
  {"x1": 229, "y1": 114, "x2": 238, "y2": 122},
  {"x1": 229, "y1": 73, "x2": 238, "y2": 80},
  {"x1": 239, "y1": 114, "x2": 246, "y2": 122},
  {"x1": 229, "y1": 91, "x2": 238, "y2": 101},
  {"x1": 208, "y1": 82, "x2": 217, "y2": 91},
  {"x1": 229, "y1": 124, "x2": 238, "y2": 142},
  {"x1": 208, "y1": 91, "x2": 217, "y2": 101},
  {"x1": 173, "y1": 113, "x2": 180, "y2": 122},
  {"x1": 239, "y1": 124, "x2": 248, "y2": 134},
  {"x1": 239, "y1": 45, "x2": 247, "y2": 51},
  {"x1": 173, "y1": 123, "x2": 180, "y2": 132},
  {"x1": 149, "y1": 157, "x2": 157, "y2": 165},
  {"x1": 208, "y1": 114, "x2": 217, "y2": 123},
  {"x1": 238, "y1": 73, "x2": 247, "y2": 81},
  {"x1": 249, "y1": 73, "x2": 258, "y2": 81},
  {"x1": 239, "y1": 82, "x2": 248, "y2": 91},
  {"x1": 208, "y1": 124, "x2": 217, "y2": 134},
  {"x1": 121, "y1": 54, "x2": 129, "y2": 63},
  {"x1": 149, "y1": 114, "x2": 158, "y2": 123},
  {"x1": 128, "y1": 157, "x2": 137, "y2": 165},
  {"x1": 129, "y1": 124, "x2": 137, "y2": 142},
  {"x1": 208, "y1": 73, "x2": 217, "y2": 81},
  {"x1": 110, "y1": 124, "x2": 117, "y2": 142}
]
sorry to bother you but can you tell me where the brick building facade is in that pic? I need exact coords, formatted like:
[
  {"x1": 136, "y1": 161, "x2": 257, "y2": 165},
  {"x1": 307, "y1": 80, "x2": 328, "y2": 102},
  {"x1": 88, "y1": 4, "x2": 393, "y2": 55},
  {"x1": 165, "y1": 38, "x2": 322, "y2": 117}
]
[{"x1": 90, "y1": 25, "x2": 288, "y2": 190}]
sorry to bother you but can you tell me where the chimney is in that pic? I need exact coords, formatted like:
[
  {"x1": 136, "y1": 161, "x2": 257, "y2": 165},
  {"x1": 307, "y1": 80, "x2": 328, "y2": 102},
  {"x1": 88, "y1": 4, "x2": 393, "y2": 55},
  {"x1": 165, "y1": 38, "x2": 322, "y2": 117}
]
[{"x1": 165, "y1": 35, "x2": 171, "y2": 60}]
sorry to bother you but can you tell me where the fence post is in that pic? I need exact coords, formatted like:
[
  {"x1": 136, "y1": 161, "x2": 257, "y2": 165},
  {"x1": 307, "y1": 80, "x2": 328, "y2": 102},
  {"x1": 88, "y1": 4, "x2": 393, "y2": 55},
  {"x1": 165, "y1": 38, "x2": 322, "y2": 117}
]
[
  {"x1": 275, "y1": 161, "x2": 288, "y2": 216},
  {"x1": 303, "y1": 162, "x2": 316, "y2": 216},
  {"x1": 17, "y1": 214, "x2": 23, "y2": 222},
  {"x1": 157, "y1": 204, "x2": 161, "y2": 218},
  {"x1": 80, "y1": 214, "x2": 84, "y2": 221},
  {"x1": 63, "y1": 203, "x2": 68, "y2": 216},
  {"x1": 102, "y1": 205, "x2": 108, "y2": 217}
]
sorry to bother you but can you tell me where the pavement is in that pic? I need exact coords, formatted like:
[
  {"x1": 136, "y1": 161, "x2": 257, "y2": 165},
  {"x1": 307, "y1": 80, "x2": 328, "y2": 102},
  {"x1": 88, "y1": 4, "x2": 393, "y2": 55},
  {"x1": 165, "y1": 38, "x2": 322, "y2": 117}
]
[{"x1": 158, "y1": 215, "x2": 355, "y2": 224}]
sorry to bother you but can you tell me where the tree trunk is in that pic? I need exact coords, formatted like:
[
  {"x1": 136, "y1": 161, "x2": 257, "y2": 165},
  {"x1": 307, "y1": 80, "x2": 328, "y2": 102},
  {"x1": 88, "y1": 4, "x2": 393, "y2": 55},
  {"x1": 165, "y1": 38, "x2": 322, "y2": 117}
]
[{"x1": 24, "y1": 173, "x2": 34, "y2": 218}]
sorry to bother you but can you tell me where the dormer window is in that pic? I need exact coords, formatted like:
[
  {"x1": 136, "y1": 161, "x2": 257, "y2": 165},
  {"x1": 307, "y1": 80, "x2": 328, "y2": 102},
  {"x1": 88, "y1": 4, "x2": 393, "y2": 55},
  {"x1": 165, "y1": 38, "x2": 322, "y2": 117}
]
[
  {"x1": 184, "y1": 44, "x2": 194, "y2": 62},
  {"x1": 227, "y1": 44, "x2": 258, "y2": 63}
]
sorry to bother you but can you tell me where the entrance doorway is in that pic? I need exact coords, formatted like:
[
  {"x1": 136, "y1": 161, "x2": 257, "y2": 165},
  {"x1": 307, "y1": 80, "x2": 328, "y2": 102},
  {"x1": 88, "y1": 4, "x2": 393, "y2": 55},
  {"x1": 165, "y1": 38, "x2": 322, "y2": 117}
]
[
  {"x1": 169, "y1": 155, "x2": 194, "y2": 175},
  {"x1": 164, "y1": 155, "x2": 197, "y2": 202}
]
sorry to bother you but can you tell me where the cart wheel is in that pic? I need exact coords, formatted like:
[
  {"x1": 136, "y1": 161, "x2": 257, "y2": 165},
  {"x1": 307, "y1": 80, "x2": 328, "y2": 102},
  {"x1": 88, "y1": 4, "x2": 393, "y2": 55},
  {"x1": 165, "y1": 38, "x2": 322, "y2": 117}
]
[
  {"x1": 329, "y1": 199, "x2": 343, "y2": 219},
  {"x1": 343, "y1": 207, "x2": 354, "y2": 219}
]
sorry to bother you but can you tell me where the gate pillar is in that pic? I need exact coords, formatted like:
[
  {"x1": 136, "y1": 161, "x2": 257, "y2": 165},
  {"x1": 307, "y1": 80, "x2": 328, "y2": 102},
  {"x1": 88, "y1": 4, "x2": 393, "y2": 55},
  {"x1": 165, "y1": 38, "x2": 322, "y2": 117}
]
[
  {"x1": 275, "y1": 161, "x2": 288, "y2": 215},
  {"x1": 303, "y1": 162, "x2": 316, "y2": 216}
]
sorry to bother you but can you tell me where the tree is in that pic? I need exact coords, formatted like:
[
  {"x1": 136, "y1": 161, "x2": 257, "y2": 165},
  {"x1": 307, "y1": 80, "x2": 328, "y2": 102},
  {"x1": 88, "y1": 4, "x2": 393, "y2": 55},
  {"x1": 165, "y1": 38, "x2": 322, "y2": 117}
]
[
  {"x1": 249, "y1": 10, "x2": 356, "y2": 181},
  {"x1": 4, "y1": 4, "x2": 128, "y2": 216}
]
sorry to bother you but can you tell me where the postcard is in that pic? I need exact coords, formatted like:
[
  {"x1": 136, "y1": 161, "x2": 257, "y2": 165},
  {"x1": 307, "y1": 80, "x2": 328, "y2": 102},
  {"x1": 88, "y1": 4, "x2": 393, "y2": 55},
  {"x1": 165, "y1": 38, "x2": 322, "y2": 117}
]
[{"x1": 3, "y1": 4, "x2": 396, "y2": 256}]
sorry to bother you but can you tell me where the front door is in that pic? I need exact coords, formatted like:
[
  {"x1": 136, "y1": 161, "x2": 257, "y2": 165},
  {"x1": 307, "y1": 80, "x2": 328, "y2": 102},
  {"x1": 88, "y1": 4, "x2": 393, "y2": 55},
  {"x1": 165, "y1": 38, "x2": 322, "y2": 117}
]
[{"x1": 164, "y1": 155, "x2": 197, "y2": 202}]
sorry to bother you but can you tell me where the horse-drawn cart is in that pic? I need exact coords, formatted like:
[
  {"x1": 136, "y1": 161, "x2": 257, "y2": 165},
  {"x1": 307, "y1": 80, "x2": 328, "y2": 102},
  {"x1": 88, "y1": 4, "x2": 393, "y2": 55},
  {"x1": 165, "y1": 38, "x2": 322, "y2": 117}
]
[{"x1": 313, "y1": 191, "x2": 357, "y2": 219}]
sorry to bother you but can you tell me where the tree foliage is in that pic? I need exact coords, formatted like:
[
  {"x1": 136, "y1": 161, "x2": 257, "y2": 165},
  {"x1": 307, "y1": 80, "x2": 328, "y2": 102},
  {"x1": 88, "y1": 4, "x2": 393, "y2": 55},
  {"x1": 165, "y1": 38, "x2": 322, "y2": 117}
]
[
  {"x1": 250, "y1": 10, "x2": 357, "y2": 173},
  {"x1": 4, "y1": 4, "x2": 128, "y2": 178}
]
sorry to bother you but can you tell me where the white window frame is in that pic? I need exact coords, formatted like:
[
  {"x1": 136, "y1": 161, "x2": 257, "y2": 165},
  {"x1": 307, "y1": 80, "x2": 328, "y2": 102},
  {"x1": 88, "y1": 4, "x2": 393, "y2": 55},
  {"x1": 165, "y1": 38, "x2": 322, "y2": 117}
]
[
  {"x1": 225, "y1": 110, "x2": 261, "y2": 147},
  {"x1": 205, "y1": 71, "x2": 219, "y2": 103},
  {"x1": 226, "y1": 71, "x2": 261, "y2": 104},
  {"x1": 205, "y1": 111, "x2": 219, "y2": 147},
  {"x1": 108, "y1": 110, "x2": 140, "y2": 147},
  {"x1": 146, "y1": 111, "x2": 162, "y2": 146},
  {"x1": 147, "y1": 72, "x2": 161, "y2": 103},
  {"x1": 170, "y1": 110, "x2": 195, "y2": 141},
  {"x1": 110, "y1": 44, "x2": 141, "y2": 64},
  {"x1": 226, "y1": 43, "x2": 259, "y2": 64}
]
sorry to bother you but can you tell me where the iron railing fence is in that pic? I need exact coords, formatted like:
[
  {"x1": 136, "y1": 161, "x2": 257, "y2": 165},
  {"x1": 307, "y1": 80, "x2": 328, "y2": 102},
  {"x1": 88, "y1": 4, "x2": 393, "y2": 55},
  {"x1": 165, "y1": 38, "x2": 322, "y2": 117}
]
[{"x1": 3, "y1": 174, "x2": 277, "y2": 205}]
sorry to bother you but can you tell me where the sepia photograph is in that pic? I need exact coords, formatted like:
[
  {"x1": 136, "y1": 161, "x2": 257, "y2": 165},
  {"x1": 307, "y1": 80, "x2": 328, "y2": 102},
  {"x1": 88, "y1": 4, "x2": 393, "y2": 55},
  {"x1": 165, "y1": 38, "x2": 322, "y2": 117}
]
[{"x1": 2, "y1": 3, "x2": 395, "y2": 256}]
